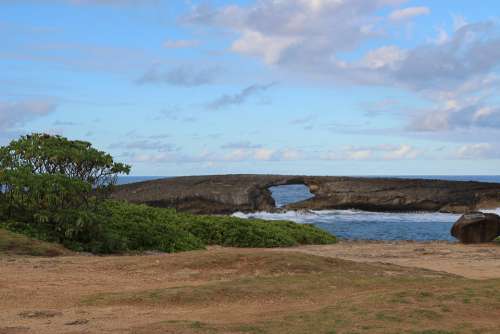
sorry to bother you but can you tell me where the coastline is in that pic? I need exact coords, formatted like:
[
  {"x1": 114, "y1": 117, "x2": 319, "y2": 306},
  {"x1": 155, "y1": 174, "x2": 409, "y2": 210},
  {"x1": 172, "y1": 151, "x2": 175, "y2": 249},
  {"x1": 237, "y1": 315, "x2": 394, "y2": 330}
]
[{"x1": 112, "y1": 174, "x2": 500, "y2": 214}]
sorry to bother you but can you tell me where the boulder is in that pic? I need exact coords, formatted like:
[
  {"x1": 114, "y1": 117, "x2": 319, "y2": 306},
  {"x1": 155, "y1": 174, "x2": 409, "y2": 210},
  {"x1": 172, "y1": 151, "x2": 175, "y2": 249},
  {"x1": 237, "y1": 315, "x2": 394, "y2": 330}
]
[{"x1": 451, "y1": 212, "x2": 500, "y2": 243}]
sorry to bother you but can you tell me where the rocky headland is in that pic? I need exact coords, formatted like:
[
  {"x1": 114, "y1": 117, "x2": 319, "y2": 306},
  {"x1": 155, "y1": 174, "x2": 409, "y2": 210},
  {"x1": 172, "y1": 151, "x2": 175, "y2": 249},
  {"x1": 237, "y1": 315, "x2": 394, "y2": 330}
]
[{"x1": 112, "y1": 175, "x2": 500, "y2": 214}]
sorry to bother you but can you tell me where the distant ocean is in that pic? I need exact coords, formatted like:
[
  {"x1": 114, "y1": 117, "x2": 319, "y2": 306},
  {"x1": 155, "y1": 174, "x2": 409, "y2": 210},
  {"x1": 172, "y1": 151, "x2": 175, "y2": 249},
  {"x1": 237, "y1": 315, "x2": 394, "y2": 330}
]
[
  {"x1": 117, "y1": 175, "x2": 500, "y2": 242},
  {"x1": 117, "y1": 175, "x2": 500, "y2": 185}
]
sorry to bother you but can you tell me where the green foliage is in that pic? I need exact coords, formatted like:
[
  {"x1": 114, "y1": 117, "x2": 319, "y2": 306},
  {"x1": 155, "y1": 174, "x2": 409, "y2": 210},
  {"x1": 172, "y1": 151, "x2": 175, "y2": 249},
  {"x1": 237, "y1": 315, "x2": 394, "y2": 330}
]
[
  {"x1": 0, "y1": 167, "x2": 92, "y2": 219},
  {"x1": 3, "y1": 198, "x2": 336, "y2": 254},
  {"x1": 83, "y1": 201, "x2": 336, "y2": 253},
  {"x1": 100, "y1": 201, "x2": 204, "y2": 254},
  {"x1": 181, "y1": 214, "x2": 336, "y2": 248},
  {"x1": 177, "y1": 215, "x2": 298, "y2": 248},
  {"x1": 0, "y1": 133, "x2": 130, "y2": 189},
  {"x1": 494, "y1": 236, "x2": 500, "y2": 244},
  {"x1": 0, "y1": 133, "x2": 130, "y2": 250}
]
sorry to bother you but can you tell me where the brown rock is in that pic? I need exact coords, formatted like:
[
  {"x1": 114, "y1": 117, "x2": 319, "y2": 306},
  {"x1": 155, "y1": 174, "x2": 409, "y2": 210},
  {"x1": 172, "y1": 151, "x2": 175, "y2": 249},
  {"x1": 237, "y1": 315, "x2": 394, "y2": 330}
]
[
  {"x1": 111, "y1": 175, "x2": 500, "y2": 214},
  {"x1": 451, "y1": 212, "x2": 500, "y2": 243}
]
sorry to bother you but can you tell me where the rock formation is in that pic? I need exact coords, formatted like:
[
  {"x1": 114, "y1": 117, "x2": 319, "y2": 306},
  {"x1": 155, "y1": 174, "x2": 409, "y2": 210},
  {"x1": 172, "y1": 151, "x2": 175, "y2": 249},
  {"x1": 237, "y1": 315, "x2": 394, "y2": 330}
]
[
  {"x1": 111, "y1": 175, "x2": 500, "y2": 215},
  {"x1": 451, "y1": 212, "x2": 500, "y2": 243}
]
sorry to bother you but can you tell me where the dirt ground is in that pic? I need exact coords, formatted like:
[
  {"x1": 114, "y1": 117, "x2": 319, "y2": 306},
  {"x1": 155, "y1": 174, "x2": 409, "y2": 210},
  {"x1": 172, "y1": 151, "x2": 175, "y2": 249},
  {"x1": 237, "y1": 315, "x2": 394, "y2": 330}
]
[
  {"x1": 1, "y1": 242, "x2": 499, "y2": 334},
  {"x1": 289, "y1": 241, "x2": 500, "y2": 280}
]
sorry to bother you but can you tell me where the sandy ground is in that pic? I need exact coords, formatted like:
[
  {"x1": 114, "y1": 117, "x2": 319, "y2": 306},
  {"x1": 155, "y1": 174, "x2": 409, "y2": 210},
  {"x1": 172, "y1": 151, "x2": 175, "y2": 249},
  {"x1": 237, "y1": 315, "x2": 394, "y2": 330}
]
[
  {"x1": 289, "y1": 241, "x2": 500, "y2": 280},
  {"x1": 1, "y1": 242, "x2": 499, "y2": 334}
]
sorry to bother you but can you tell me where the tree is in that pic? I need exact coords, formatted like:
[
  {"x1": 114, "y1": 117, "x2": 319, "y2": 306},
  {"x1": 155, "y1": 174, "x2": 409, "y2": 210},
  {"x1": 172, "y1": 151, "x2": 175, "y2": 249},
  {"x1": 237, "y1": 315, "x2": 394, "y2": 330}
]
[
  {"x1": 0, "y1": 134, "x2": 130, "y2": 246},
  {"x1": 0, "y1": 133, "x2": 130, "y2": 190}
]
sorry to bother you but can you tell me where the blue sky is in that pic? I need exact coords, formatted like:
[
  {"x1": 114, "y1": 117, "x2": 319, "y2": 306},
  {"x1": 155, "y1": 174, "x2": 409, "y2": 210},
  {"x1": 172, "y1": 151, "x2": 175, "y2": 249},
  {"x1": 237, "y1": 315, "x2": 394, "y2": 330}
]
[{"x1": 1, "y1": 0, "x2": 500, "y2": 176}]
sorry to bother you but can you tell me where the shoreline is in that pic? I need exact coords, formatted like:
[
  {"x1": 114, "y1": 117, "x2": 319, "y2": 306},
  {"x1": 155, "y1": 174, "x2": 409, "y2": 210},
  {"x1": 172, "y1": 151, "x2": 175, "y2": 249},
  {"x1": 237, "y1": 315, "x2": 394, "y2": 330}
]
[{"x1": 112, "y1": 174, "x2": 500, "y2": 214}]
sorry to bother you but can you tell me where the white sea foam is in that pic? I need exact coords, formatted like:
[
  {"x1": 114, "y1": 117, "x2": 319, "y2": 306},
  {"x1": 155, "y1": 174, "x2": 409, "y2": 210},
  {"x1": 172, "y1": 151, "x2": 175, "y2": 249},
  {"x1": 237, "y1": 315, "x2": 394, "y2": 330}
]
[
  {"x1": 232, "y1": 208, "x2": 500, "y2": 241},
  {"x1": 232, "y1": 209, "x2": 464, "y2": 225},
  {"x1": 483, "y1": 208, "x2": 500, "y2": 215}
]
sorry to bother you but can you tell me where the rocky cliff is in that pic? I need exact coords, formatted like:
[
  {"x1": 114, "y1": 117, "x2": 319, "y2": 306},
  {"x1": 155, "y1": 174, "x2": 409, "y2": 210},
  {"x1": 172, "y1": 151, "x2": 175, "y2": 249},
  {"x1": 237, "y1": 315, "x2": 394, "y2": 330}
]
[{"x1": 111, "y1": 175, "x2": 500, "y2": 214}]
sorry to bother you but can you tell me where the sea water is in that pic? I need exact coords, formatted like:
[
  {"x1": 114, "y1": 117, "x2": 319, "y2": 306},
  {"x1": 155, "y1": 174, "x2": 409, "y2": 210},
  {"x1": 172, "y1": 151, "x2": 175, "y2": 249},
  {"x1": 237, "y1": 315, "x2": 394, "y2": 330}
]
[{"x1": 118, "y1": 176, "x2": 500, "y2": 242}]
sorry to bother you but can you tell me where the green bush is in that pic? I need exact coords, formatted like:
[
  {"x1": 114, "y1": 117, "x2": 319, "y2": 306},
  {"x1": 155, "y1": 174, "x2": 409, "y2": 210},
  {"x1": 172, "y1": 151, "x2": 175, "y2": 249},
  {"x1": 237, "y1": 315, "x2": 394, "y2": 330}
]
[
  {"x1": 2, "y1": 200, "x2": 336, "y2": 254},
  {"x1": 181, "y1": 215, "x2": 297, "y2": 247},
  {"x1": 178, "y1": 213, "x2": 337, "y2": 248},
  {"x1": 100, "y1": 201, "x2": 335, "y2": 252},
  {"x1": 494, "y1": 236, "x2": 500, "y2": 244},
  {"x1": 100, "y1": 201, "x2": 204, "y2": 254}
]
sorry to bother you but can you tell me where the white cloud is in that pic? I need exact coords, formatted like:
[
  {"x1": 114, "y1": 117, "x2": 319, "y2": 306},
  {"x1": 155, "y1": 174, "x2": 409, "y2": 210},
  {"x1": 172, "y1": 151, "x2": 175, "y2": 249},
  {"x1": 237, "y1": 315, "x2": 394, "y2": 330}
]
[
  {"x1": 362, "y1": 46, "x2": 406, "y2": 69},
  {"x1": 383, "y1": 144, "x2": 418, "y2": 160},
  {"x1": 322, "y1": 144, "x2": 419, "y2": 161},
  {"x1": 0, "y1": 99, "x2": 57, "y2": 132},
  {"x1": 280, "y1": 148, "x2": 303, "y2": 160},
  {"x1": 188, "y1": 2, "x2": 500, "y2": 135},
  {"x1": 224, "y1": 147, "x2": 304, "y2": 162},
  {"x1": 231, "y1": 30, "x2": 299, "y2": 64},
  {"x1": 455, "y1": 143, "x2": 494, "y2": 159},
  {"x1": 224, "y1": 148, "x2": 252, "y2": 161},
  {"x1": 186, "y1": 0, "x2": 406, "y2": 67},
  {"x1": 389, "y1": 7, "x2": 430, "y2": 21},
  {"x1": 122, "y1": 144, "x2": 306, "y2": 165},
  {"x1": 452, "y1": 14, "x2": 468, "y2": 31},
  {"x1": 254, "y1": 148, "x2": 275, "y2": 161},
  {"x1": 188, "y1": 2, "x2": 499, "y2": 95},
  {"x1": 120, "y1": 142, "x2": 499, "y2": 165},
  {"x1": 347, "y1": 149, "x2": 373, "y2": 160},
  {"x1": 409, "y1": 90, "x2": 500, "y2": 132},
  {"x1": 432, "y1": 27, "x2": 449, "y2": 45}
]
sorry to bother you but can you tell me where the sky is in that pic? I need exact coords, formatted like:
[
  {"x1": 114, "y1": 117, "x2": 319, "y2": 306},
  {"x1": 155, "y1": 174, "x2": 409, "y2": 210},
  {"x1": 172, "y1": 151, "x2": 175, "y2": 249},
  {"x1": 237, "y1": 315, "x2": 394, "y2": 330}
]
[{"x1": 1, "y1": 0, "x2": 500, "y2": 176}]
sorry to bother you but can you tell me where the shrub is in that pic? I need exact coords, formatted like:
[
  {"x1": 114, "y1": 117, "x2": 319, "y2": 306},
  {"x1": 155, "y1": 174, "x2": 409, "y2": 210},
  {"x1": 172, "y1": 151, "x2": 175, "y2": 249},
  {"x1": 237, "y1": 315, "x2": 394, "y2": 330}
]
[
  {"x1": 96, "y1": 201, "x2": 336, "y2": 253},
  {"x1": 100, "y1": 201, "x2": 204, "y2": 254},
  {"x1": 2, "y1": 199, "x2": 336, "y2": 254},
  {"x1": 179, "y1": 213, "x2": 336, "y2": 248},
  {"x1": 181, "y1": 215, "x2": 297, "y2": 247}
]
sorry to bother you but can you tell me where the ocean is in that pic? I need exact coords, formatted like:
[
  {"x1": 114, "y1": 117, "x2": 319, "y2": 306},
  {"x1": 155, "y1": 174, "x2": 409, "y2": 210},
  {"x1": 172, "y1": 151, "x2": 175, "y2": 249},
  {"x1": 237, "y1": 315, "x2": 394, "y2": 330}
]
[{"x1": 117, "y1": 175, "x2": 500, "y2": 242}]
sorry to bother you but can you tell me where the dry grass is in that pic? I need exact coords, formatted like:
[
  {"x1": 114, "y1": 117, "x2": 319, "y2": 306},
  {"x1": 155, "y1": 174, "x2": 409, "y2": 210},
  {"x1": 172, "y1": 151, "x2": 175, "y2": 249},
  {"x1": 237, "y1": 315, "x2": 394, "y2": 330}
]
[
  {"x1": 0, "y1": 228, "x2": 70, "y2": 257},
  {"x1": 1, "y1": 247, "x2": 499, "y2": 334}
]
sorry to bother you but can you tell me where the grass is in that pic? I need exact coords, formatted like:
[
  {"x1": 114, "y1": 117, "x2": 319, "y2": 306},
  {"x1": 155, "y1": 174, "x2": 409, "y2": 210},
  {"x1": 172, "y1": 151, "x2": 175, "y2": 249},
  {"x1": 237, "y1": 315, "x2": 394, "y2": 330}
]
[
  {"x1": 0, "y1": 228, "x2": 69, "y2": 256},
  {"x1": 80, "y1": 250, "x2": 500, "y2": 334}
]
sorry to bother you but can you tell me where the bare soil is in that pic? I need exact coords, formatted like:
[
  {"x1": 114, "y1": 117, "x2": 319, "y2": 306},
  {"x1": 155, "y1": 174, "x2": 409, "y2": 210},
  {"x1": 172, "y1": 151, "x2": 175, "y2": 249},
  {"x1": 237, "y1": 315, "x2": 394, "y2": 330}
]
[
  {"x1": 289, "y1": 241, "x2": 500, "y2": 280},
  {"x1": 1, "y1": 242, "x2": 499, "y2": 334}
]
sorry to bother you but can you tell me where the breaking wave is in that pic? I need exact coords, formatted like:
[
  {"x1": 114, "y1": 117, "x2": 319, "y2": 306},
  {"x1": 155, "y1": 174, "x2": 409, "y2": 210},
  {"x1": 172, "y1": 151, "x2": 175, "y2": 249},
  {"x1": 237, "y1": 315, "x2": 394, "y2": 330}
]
[{"x1": 232, "y1": 208, "x2": 500, "y2": 242}]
